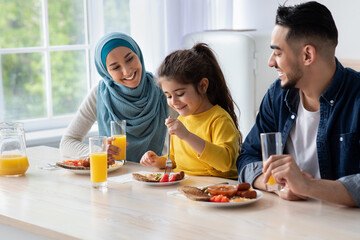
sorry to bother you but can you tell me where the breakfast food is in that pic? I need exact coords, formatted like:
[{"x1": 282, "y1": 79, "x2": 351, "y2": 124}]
[
  {"x1": 132, "y1": 173, "x2": 159, "y2": 182},
  {"x1": 239, "y1": 190, "x2": 257, "y2": 199},
  {"x1": 170, "y1": 171, "x2": 185, "y2": 181},
  {"x1": 207, "y1": 185, "x2": 238, "y2": 198},
  {"x1": 132, "y1": 171, "x2": 185, "y2": 183},
  {"x1": 179, "y1": 183, "x2": 257, "y2": 203},
  {"x1": 236, "y1": 182, "x2": 251, "y2": 191},
  {"x1": 56, "y1": 157, "x2": 115, "y2": 170},
  {"x1": 178, "y1": 186, "x2": 211, "y2": 201}
]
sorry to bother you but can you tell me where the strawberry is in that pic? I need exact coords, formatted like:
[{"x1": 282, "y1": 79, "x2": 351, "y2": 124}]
[{"x1": 160, "y1": 174, "x2": 169, "y2": 182}]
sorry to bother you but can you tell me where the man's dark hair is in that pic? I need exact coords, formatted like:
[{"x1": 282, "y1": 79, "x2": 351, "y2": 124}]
[{"x1": 276, "y1": 1, "x2": 338, "y2": 50}]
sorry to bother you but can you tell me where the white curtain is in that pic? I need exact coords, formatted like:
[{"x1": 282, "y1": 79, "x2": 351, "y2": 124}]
[{"x1": 129, "y1": 0, "x2": 233, "y2": 73}]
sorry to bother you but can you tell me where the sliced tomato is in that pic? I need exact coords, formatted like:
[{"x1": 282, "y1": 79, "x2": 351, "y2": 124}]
[
  {"x1": 169, "y1": 175, "x2": 176, "y2": 182},
  {"x1": 220, "y1": 196, "x2": 229, "y2": 202},
  {"x1": 214, "y1": 195, "x2": 223, "y2": 202},
  {"x1": 160, "y1": 174, "x2": 169, "y2": 182}
]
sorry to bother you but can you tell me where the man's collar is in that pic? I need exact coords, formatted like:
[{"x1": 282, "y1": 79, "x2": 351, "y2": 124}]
[{"x1": 320, "y1": 57, "x2": 344, "y2": 105}]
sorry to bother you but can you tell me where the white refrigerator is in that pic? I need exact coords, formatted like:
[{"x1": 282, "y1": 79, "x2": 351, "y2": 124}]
[{"x1": 182, "y1": 31, "x2": 256, "y2": 138}]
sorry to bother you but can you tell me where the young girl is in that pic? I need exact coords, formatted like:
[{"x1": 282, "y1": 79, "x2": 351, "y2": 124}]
[{"x1": 140, "y1": 43, "x2": 241, "y2": 179}]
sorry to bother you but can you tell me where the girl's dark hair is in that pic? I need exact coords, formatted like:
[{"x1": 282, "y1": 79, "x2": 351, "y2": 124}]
[
  {"x1": 276, "y1": 1, "x2": 338, "y2": 49},
  {"x1": 157, "y1": 43, "x2": 242, "y2": 144}
]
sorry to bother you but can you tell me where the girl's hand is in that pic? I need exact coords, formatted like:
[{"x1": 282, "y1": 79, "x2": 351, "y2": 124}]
[
  {"x1": 165, "y1": 118, "x2": 190, "y2": 140},
  {"x1": 140, "y1": 151, "x2": 166, "y2": 168}
]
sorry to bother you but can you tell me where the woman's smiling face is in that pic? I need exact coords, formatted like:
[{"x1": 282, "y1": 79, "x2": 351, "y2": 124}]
[{"x1": 106, "y1": 46, "x2": 142, "y2": 88}]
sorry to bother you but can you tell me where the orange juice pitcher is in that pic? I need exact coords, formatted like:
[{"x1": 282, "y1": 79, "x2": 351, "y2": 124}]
[{"x1": 0, "y1": 122, "x2": 29, "y2": 177}]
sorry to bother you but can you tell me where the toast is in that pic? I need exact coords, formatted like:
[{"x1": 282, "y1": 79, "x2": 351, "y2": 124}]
[
  {"x1": 132, "y1": 173, "x2": 159, "y2": 182},
  {"x1": 56, "y1": 162, "x2": 89, "y2": 170},
  {"x1": 178, "y1": 186, "x2": 211, "y2": 202}
]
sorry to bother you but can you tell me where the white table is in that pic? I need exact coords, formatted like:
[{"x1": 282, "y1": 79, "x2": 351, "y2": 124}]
[{"x1": 0, "y1": 146, "x2": 359, "y2": 240}]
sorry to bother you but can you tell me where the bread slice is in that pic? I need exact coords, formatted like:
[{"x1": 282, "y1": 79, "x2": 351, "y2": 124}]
[
  {"x1": 132, "y1": 173, "x2": 159, "y2": 182},
  {"x1": 56, "y1": 162, "x2": 89, "y2": 170},
  {"x1": 178, "y1": 186, "x2": 211, "y2": 202}
]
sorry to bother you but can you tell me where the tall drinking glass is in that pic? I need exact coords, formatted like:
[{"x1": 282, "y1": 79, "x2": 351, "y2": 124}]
[
  {"x1": 0, "y1": 122, "x2": 29, "y2": 177},
  {"x1": 260, "y1": 132, "x2": 282, "y2": 191},
  {"x1": 110, "y1": 120, "x2": 126, "y2": 163},
  {"x1": 89, "y1": 136, "x2": 108, "y2": 189}
]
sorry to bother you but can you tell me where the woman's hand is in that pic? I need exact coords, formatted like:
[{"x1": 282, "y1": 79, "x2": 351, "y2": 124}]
[
  {"x1": 140, "y1": 151, "x2": 166, "y2": 168},
  {"x1": 107, "y1": 137, "x2": 128, "y2": 162},
  {"x1": 106, "y1": 137, "x2": 120, "y2": 162}
]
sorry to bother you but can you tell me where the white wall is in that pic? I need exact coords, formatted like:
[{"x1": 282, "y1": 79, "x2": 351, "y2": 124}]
[{"x1": 234, "y1": 0, "x2": 360, "y2": 111}]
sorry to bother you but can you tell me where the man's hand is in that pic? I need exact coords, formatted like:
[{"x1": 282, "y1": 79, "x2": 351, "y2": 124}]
[{"x1": 263, "y1": 154, "x2": 311, "y2": 197}]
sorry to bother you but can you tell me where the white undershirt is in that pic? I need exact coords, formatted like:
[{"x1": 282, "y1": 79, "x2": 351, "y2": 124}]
[{"x1": 285, "y1": 93, "x2": 321, "y2": 179}]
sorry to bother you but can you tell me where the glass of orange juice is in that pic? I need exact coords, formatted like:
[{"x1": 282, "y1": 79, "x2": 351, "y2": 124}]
[
  {"x1": 0, "y1": 122, "x2": 29, "y2": 177},
  {"x1": 260, "y1": 132, "x2": 282, "y2": 191},
  {"x1": 89, "y1": 136, "x2": 108, "y2": 189},
  {"x1": 110, "y1": 120, "x2": 126, "y2": 164}
]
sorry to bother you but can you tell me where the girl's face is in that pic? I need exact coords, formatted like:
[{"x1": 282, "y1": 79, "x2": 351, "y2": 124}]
[
  {"x1": 161, "y1": 77, "x2": 213, "y2": 116},
  {"x1": 106, "y1": 46, "x2": 142, "y2": 88}
]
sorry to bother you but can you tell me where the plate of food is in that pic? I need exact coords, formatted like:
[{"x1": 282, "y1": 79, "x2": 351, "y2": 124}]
[
  {"x1": 174, "y1": 183, "x2": 262, "y2": 207},
  {"x1": 56, "y1": 158, "x2": 124, "y2": 175},
  {"x1": 132, "y1": 171, "x2": 188, "y2": 186}
]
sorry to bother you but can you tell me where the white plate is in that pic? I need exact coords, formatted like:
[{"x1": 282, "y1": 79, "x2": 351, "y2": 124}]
[
  {"x1": 133, "y1": 172, "x2": 188, "y2": 186},
  {"x1": 195, "y1": 190, "x2": 263, "y2": 207},
  {"x1": 62, "y1": 162, "x2": 124, "y2": 175},
  {"x1": 168, "y1": 189, "x2": 263, "y2": 207}
]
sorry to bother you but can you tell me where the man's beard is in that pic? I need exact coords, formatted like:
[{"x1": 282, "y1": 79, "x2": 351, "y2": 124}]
[{"x1": 280, "y1": 67, "x2": 303, "y2": 90}]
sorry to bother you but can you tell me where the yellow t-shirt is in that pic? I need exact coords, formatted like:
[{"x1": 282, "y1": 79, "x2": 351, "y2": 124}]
[{"x1": 169, "y1": 105, "x2": 239, "y2": 179}]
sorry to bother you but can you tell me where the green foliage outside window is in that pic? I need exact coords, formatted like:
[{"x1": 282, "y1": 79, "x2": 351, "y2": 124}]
[
  {"x1": 48, "y1": 0, "x2": 85, "y2": 45},
  {"x1": 0, "y1": 0, "x2": 130, "y2": 122},
  {"x1": 0, "y1": 0, "x2": 43, "y2": 48},
  {"x1": 51, "y1": 50, "x2": 87, "y2": 115},
  {"x1": 2, "y1": 53, "x2": 46, "y2": 120}
]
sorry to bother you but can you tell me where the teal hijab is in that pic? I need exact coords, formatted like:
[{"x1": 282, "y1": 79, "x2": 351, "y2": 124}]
[{"x1": 95, "y1": 32, "x2": 168, "y2": 162}]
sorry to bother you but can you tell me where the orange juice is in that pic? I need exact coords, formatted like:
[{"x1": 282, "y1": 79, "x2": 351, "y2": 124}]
[
  {"x1": 111, "y1": 135, "x2": 126, "y2": 160},
  {"x1": 0, "y1": 154, "x2": 29, "y2": 176},
  {"x1": 90, "y1": 152, "x2": 107, "y2": 183},
  {"x1": 263, "y1": 162, "x2": 278, "y2": 185},
  {"x1": 267, "y1": 175, "x2": 277, "y2": 185}
]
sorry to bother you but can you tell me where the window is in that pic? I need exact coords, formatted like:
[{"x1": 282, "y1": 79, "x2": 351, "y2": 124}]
[{"x1": 0, "y1": 0, "x2": 130, "y2": 132}]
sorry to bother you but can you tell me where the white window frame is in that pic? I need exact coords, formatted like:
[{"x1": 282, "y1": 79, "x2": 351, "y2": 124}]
[{"x1": 0, "y1": 0, "x2": 106, "y2": 133}]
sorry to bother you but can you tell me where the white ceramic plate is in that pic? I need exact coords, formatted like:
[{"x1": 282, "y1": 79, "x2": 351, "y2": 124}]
[
  {"x1": 61, "y1": 162, "x2": 124, "y2": 175},
  {"x1": 195, "y1": 190, "x2": 263, "y2": 207},
  {"x1": 133, "y1": 172, "x2": 188, "y2": 186},
  {"x1": 168, "y1": 189, "x2": 263, "y2": 207}
]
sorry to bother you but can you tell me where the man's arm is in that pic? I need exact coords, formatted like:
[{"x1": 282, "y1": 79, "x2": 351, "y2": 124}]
[
  {"x1": 305, "y1": 178, "x2": 357, "y2": 206},
  {"x1": 237, "y1": 82, "x2": 280, "y2": 182},
  {"x1": 263, "y1": 154, "x2": 358, "y2": 207}
]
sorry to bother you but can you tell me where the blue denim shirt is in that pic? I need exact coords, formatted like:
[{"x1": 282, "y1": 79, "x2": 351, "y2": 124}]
[{"x1": 237, "y1": 59, "x2": 360, "y2": 206}]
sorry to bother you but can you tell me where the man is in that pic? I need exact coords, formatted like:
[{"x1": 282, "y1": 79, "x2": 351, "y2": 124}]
[{"x1": 237, "y1": 1, "x2": 359, "y2": 207}]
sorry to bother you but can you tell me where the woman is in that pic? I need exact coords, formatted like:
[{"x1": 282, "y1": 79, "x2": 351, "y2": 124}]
[{"x1": 60, "y1": 32, "x2": 169, "y2": 162}]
